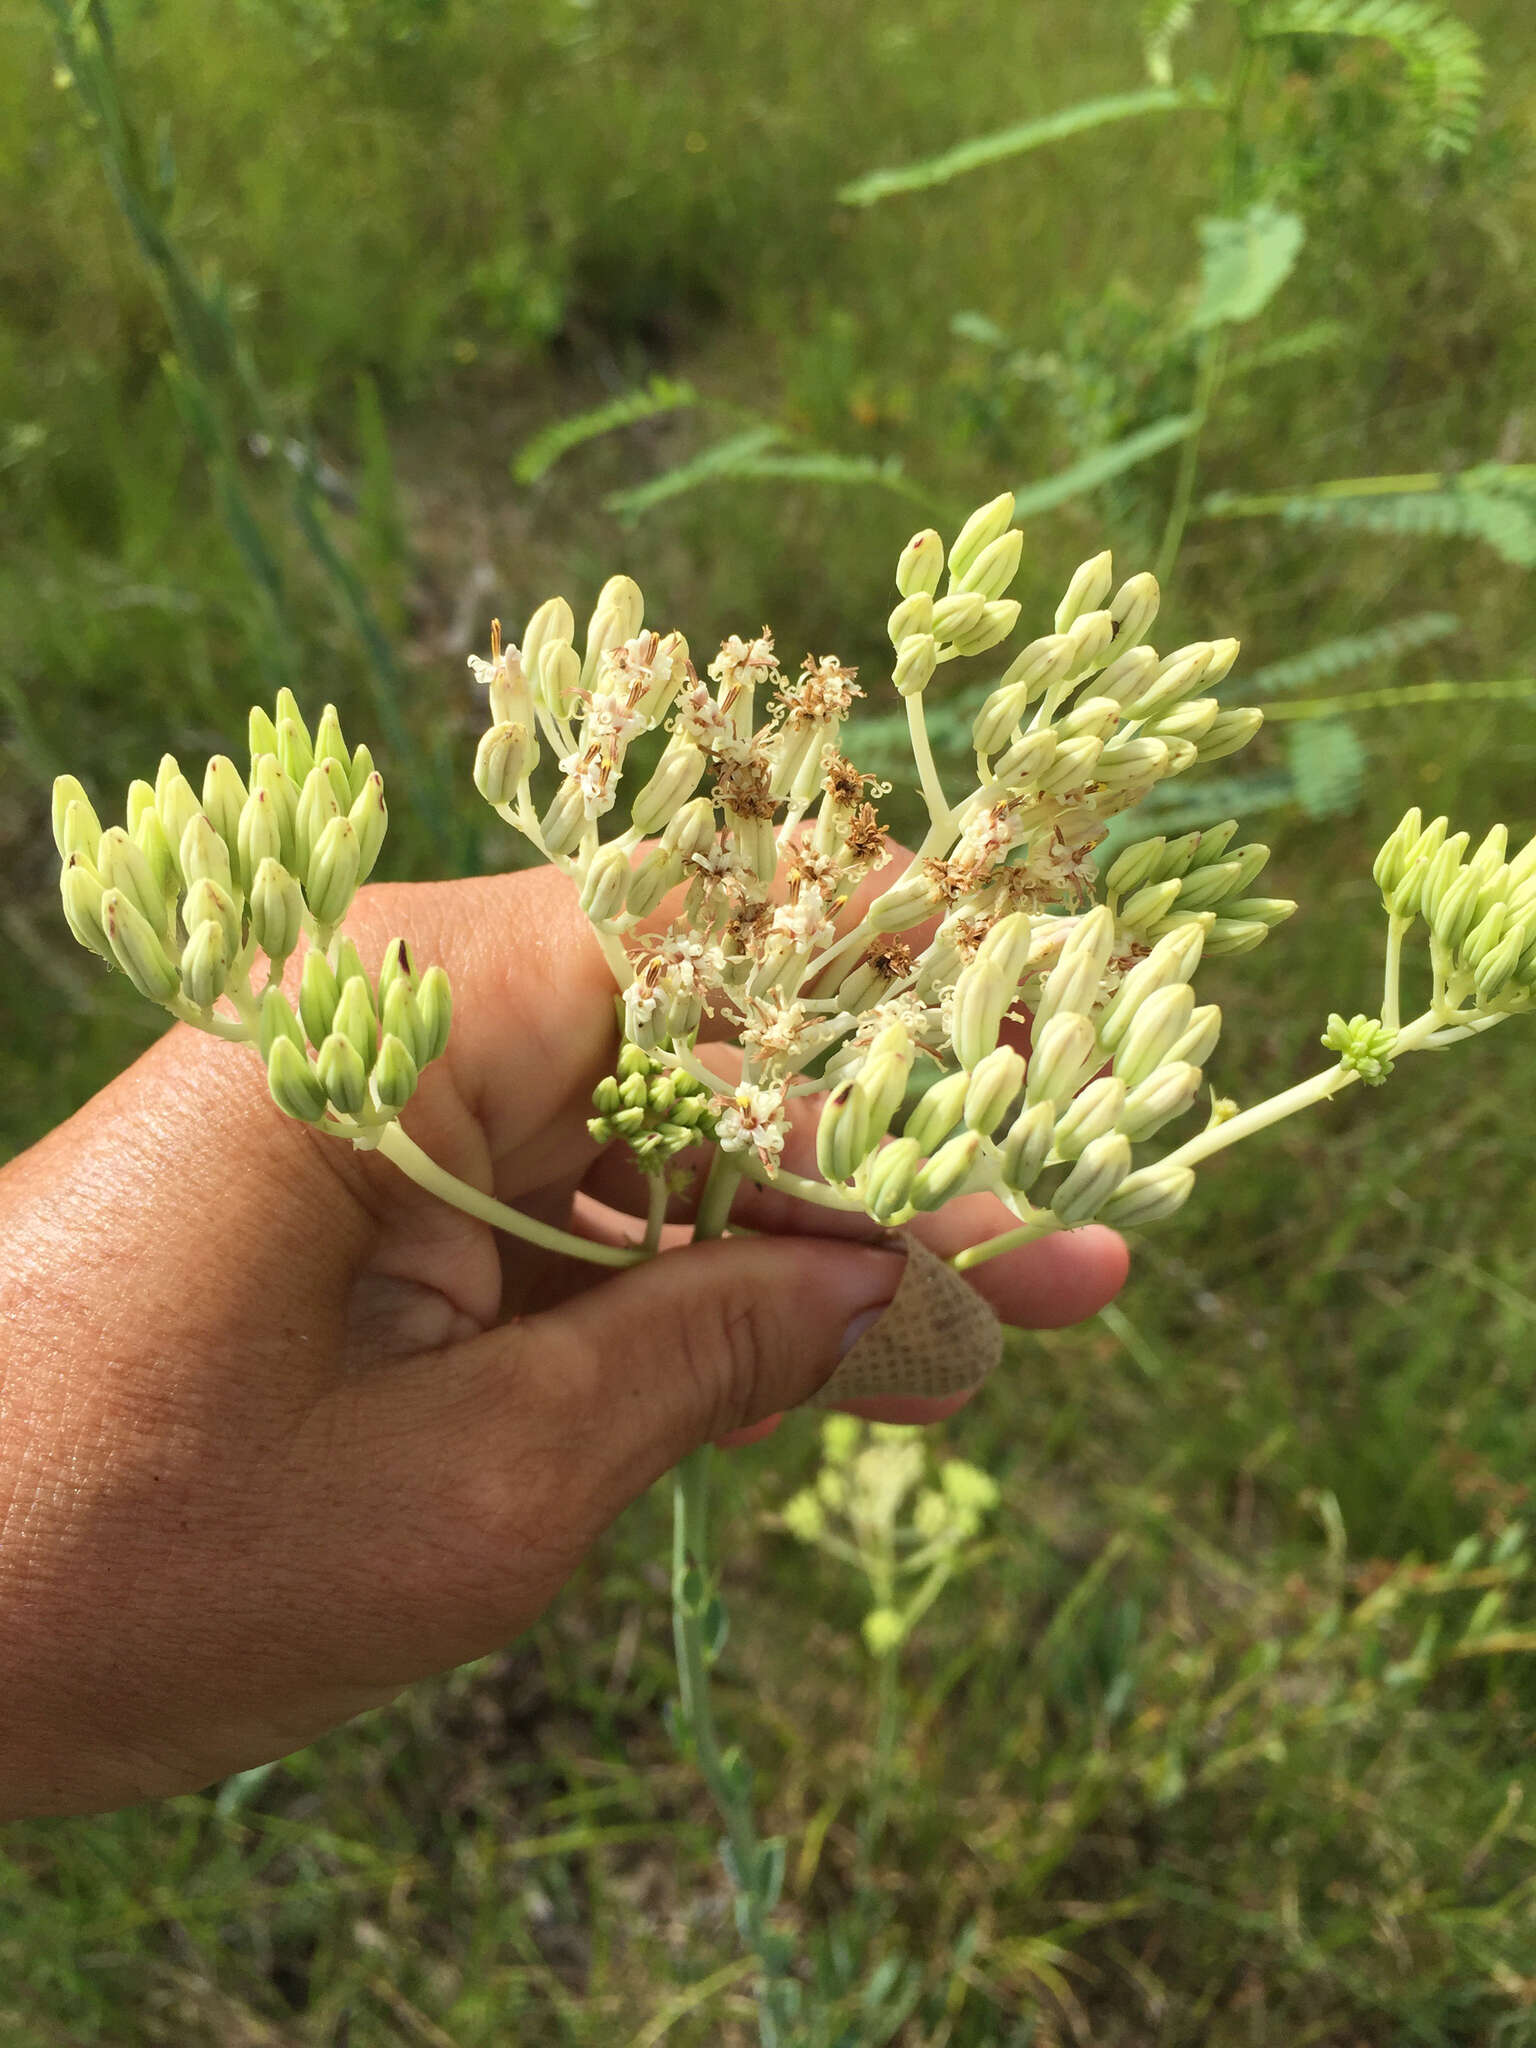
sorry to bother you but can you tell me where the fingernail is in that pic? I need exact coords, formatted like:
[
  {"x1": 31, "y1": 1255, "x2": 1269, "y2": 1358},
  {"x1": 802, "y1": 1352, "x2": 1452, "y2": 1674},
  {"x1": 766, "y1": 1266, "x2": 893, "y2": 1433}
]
[{"x1": 836, "y1": 1246, "x2": 908, "y2": 1358}]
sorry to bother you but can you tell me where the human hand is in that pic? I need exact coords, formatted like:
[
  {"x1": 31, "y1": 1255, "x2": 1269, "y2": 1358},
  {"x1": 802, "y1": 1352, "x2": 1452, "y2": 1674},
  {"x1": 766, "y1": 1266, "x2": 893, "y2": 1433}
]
[{"x1": 0, "y1": 866, "x2": 1125, "y2": 1817}]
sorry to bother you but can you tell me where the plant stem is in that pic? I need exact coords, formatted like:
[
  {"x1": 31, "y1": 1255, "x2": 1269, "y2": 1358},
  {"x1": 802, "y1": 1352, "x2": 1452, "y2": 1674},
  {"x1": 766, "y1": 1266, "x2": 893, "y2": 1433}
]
[
  {"x1": 906, "y1": 694, "x2": 952, "y2": 836},
  {"x1": 643, "y1": 1174, "x2": 669, "y2": 1256},
  {"x1": 375, "y1": 1123, "x2": 647, "y2": 1268}
]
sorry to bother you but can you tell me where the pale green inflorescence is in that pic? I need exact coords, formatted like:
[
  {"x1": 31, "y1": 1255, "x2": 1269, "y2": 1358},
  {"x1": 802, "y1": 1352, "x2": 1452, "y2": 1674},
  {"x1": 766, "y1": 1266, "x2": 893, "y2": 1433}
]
[{"x1": 51, "y1": 491, "x2": 1536, "y2": 1269}]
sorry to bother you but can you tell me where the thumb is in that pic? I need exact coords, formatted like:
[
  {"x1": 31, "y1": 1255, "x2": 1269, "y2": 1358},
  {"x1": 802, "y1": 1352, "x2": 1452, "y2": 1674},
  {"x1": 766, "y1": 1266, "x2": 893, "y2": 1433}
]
[{"x1": 333, "y1": 1236, "x2": 906, "y2": 1665}]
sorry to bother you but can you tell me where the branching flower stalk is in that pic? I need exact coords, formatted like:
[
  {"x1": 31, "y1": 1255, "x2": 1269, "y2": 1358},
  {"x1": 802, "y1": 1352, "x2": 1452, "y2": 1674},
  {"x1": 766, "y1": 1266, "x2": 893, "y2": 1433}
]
[{"x1": 48, "y1": 491, "x2": 1536, "y2": 2031}]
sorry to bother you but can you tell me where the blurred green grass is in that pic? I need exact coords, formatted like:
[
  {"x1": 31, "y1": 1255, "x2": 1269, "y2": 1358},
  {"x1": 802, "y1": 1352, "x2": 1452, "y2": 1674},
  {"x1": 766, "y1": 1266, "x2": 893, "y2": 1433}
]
[{"x1": 4, "y1": 0, "x2": 1536, "y2": 2039}]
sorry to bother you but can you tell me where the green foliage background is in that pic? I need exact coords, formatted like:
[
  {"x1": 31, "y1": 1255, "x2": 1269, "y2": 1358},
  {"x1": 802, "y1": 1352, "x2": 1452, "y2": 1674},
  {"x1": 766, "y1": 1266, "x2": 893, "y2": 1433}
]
[{"x1": 3, "y1": 0, "x2": 1536, "y2": 2039}]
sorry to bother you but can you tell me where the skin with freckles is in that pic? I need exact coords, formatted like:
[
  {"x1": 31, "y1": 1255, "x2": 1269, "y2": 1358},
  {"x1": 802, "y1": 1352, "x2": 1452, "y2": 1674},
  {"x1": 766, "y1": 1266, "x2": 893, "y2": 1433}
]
[{"x1": 0, "y1": 866, "x2": 1126, "y2": 1819}]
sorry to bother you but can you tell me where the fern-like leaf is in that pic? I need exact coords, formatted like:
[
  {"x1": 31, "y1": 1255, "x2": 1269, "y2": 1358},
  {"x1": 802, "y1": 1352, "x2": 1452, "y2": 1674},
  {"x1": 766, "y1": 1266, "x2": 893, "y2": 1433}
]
[
  {"x1": 1141, "y1": 0, "x2": 1203, "y2": 84},
  {"x1": 1189, "y1": 205, "x2": 1306, "y2": 330},
  {"x1": 1286, "y1": 718, "x2": 1367, "y2": 819},
  {"x1": 1260, "y1": 675, "x2": 1536, "y2": 720},
  {"x1": 1206, "y1": 468, "x2": 1536, "y2": 568},
  {"x1": 511, "y1": 377, "x2": 699, "y2": 486},
  {"x1": 1252, "y1": 0, "x2": 1485, "y2": 158},
  {"x1": 602, "y1": 432, "x2": 933, "y2": 522},
  {"x1": 837, "y1": 86, "x2": 1211, "y2": 206},
  {"x1": 1243, "y1": 612, "x2": 1459, "y2": 697},
  {"x1": 1013, "y1": 414, "x2": 1196, "y2": 517}
]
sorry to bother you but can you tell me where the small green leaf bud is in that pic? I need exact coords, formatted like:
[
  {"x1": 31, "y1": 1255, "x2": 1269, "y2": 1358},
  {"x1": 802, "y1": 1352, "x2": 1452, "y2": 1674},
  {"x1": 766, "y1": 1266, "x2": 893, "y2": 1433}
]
[
  {"x1": 910, "y1": 1130, "x2": 984, "y2": 1211},
  {"x1": 630, "y1": 742, "x2": 707, "y2": 835},
  {"x1": 257, "y1": 986, "x2": 306, "y2": 1060},
  {"x1": 332, "y1": 972, "x2": 379, "y2": 1070},
  {"x1": 892, "y1": 632, "x2": 939, "y2": 696},
  {"x1": 947, "y1": 492, "x2": 1016, "y2": 583},
  {"x1": 896, "y1": 528, "x2": 945, "y2": 599},
  {"x1": 102, "y1": 887, "x2": 181, "y2": 1005},
  {"x1": 1118, "y1": 1060, "x2": 1202, "y2": 1142},
  {"x1": 1108, "y1": 570, "x2": 1159, "y2": 654},
  {"x1": 267, "y1": 1034, "x2": 328, "y2": 1124},
  {"x1": 299, "y1": 947, "x2": 341, "y2": 1049},
  {"x1": 371, "y1": 1032, "x2": 420, "y2": 1112},
  {"x1": 905, "y1": 1070, "x2": 971, "y2": 1153},
  {"x1": 349, "y1": 773, "x2": 388, "y2": 884},
  {"x1": 1321, "y1": 1013, "x2": 1397, "y2": 1085},
  {"x1": 887, "y1": 591, "x2": 935, "y2": 645},
  {"x1": 1052, "y1": 1074, "x2": 1127, "y2": 1159},
  {"x1": 1025, "y1": 1011, "x2": 1099, "y2": 1110},
  {"x1": 305, "y1": 815, "x2": 361, "y2": 928},
  {"x1": 864, "y1": 1137, "x2": 924, "y2": 1225},
  {"x1": 1098, "y1": 1161, "x2": 1196, "y2": 1229},
  {"x1": 1195, "y1": 706, "x2": 1264, "y2": 762},
  {"x1": 998, "y1": 1098, "x2": 1055, "y2": 1193},
  {"x1": 1054, "y1": 549, "x2": 1114, "y2": 635},
  {"x1": 1112, "y1": 983, "x2": 1196, "y2": 1089},
  {"x1": 316, "y1": 1030, "x2": 369, "y2": 1116},
  {"x1": 52, "y1": 775, "x2": 103, "y2": 860},
  {"x1": 474, "y1": 723, "x2": 538, "y2": 808},
  {"x1": 953, "y1": 528, "x2": 1023, "y2": 601},
  {"x1": 963, "y1": 1045, "x2": 1026, "y2": 1136},
  {"x1": 412, "y1": 966, "x2": 452, "y2": 1065},
  {"x1": 97, "y1": 826, "x2": 172, "y2": 940},
  {"x1": 1052, "y1": 1131, "x2": 1131, "y2": 1225},
  {"x1": 60, "y1": 853, "x2": 113, "y2": 961},
  {"x1": 180, "y1": 917, "x2": 229, "y2": 1011}
]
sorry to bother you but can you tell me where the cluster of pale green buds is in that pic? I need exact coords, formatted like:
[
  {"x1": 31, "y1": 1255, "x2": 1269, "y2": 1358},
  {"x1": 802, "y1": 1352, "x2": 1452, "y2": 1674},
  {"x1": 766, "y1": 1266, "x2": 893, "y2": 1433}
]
[
  {"x1": 1374, "y1": 807, "x2": 1536, "y2": 1010},
  {"x1": 781, "y1": 1417, "x2": 1000, "y2": 1657},
  {"x1": 52, "y1": 690, "x2": 452, "y2": 1144},
  {"x1": 588, "y1": 1043, "x2": 720, "y2": 1168}
]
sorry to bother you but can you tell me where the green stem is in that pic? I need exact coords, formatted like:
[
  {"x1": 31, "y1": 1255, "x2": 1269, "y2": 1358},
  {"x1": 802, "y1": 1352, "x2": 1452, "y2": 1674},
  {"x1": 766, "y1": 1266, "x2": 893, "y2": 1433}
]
[
  {"x1": 856, "y1": 1649, "x2": 903, "y2": 1895},
  {"x1": 1383, "y1": 914, "x2": 1408, "y2": 1034},
  {"x1": 375, "y1": 1123, "x2": 647, "y2": 1268},
  {"x1": 643, "y1": 1173, "x2": 669, "y2": 1256},
  {"x1": 906, "y1": 693, "x2": 952, "y2": 836}
]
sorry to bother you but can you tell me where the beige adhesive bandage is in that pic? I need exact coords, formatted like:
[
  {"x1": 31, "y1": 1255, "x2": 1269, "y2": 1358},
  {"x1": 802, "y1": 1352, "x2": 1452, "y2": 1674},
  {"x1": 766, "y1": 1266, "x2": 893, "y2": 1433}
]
[{"x1": 807, "y1": 1234, "x2": 1004, "y2": 1407}]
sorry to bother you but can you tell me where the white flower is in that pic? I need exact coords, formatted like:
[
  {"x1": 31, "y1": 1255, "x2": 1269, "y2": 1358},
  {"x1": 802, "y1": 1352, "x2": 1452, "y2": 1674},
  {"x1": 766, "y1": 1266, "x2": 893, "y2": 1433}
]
[{"x1": 713, "y1": 1079, "x2": 789, "y2": 1171}]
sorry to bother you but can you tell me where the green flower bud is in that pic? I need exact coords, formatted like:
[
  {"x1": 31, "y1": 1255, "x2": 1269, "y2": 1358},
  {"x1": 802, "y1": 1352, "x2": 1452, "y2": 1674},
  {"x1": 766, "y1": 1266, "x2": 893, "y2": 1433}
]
[
  {"x1": 728, "y1": 813, "x2": 777, "y2": 883},
  {"x1": 348, "y1": 773, "x2": 388, "y2": 883},
  {"x1": 125, "y1": 778, "x2": 156, "y2": 837},
  {"x1": 1461, "y1": 902, "x2": 1508, "y2": 970},
  {"x1": 474, "y1": 722, "x2": 538, "y2": 808},
  {"x1": 1321, "y1": 1012, "x2": 1397, "y2": 1085},
  {"x1": 257, "y1": 986, "x2": 306, "y2": 1060},
  {"x1": 295, "y1": 758, "x2": 350, "y2": 871},
  {"x1": 1055, "y1": 696, "x2": 1121, "y2": 745},
  {"x1": 896, "y1": 528, "x2": 945, "y2": 599},
  {"x1": 1036, "y1": 906, "x2": 1114, "y2": 1029},
  {"x1": 1107, "y1": 570, "x2": 1159, "y2": 654},
  {"x1": 1036, "y1": 733, "x2": 1103, "y2": 796},
  {"x1": 892, "y1": 633, "x2": 939, "y2": 696},
  {"x1": 179, "y1": 812, "x2": 236, "y2": 905},
  {"x1": 1221, "y1": 896, "x2": 1296, "y2": 930},
  {"x1": 626, "y1": 845, "x2": 684, "y2": 920},
  {"x1": 350, "y1": 741, "x2": 376, "y2": 791},
  {"x1": 972, "y1": 681, "x2": 1034, "y2": 757},
  {"x1": 910, "y1": 1130, "x2": 984, "y2": 1211},
  {"x1": 249, "y1": 857, "x2": 304, "y2": 966},
  {"x1": 277, "y1": 716, "x2": 315, "y2": 790},
  {"x1": 237, "y1": 786, "x2": 284, "y2": 892},
  {"x1": 578, "y1": 845, "x2": 631, "y2": 926},
  {"x1": 864, "y1": 1137, "x2": 924, "y2": 1224},
  {"x1": 1198, "y1": 916, "x2": 1269, "y2": 958},
  {"x1": 1429, "y1": 868, "x2": 1482, "y2": 955},
  {"x1": 540, "y1": 776, "x2": 588, "y2": 857},
  {"x1": 998, "y1": 1098, "x2": 1055, "y2": 1193},
  {"x1": 180, "y1": 917, "x2": 229, "y2": 1011},
  {"x1": 1146, "y1": 696, "x2": 1220, "y2": 746},
  {"x1": 1098, "y1": 1162, "x2": 1196, "y2": 1230},
  {"x1": 817, "y1": 1084, "x2": 872, "y2": 1185},
  {"x1": 1112, "y1": 983, "x2": 1196, "y2": 1089},
  {"x1": 905, "y1": 1070, "x2": 971, "y2": 1153},
  {"x1": 540, "y1": 642, "x2": 583, "y2": 719},
  {"x1": 1024, "y1": 1011, "x2": 1099, "y2": 1110},
  {"x1": 953, "y1": 528, "x2": 1023, "y2": 601},
  {"x1": 1118, "y1": 1060, "x2": 1202, "y2": 1143},
  {"x1": 522, "y1": 596, "x2": 575, "y2": 694},
  {"x1": 1094, "y1": 643, "x2": 1160, "y2": 709},
  {"x1": 1171, "y1": 858, "x2": 1244, "y2": 912},
  {"x1": 592, "y1": 1075, "x2": 624, "y2": 1117},
  {"x1": 251, "y1": 754, "x2": 300, "y2": 872},
  {"x1": 1062, "y1": 608, "x2": 1114, "y2": 679},
  {"x1": 1195, "y1": 706, "x2": 1264, "y2": 763},
  {"x1": 332, "y1": 972, "x2": 379, "y2": 1070},
  {"x1": 580, "y1": 574, "x2": 645, "y2": 693},
  {"x1": 662, "y1": 795, "x2": 718, "y2": 865},
  {"x1": 1096, "y1": 925, "x2": 1205, "y2": 1053},
  {"x1": 1474, "y1": 926, "x2": 1527, "y2": 1003},
  {"x1": 97, "y1": 826, "x2": 171, "y2": 940},
  {"x1": 887, "y1": 591, "x2": 935, "y2": 645},
  {"x1": 312, "y1": 704, "x2": 351, "y2": 801},
  {"x1": 1183, "y1": 819, "x2": 1241, "y2": 871},
  {"x1": 1001, "y1": 631, "x2": 1075, "y2": 698},
  {"x1": 862, "y1": 1608, "x2": 907, "y2": 1657},
  {"x1": 1372, "y1": 808, "x2": 1424, "y2": 898},
  {"x1": 183, "y1": 876, "x2": 243, "y2": 956},
  {"x1": 1105, "y1": 836, "x2": 1167, "y2": 898},
  {"x1": 60, "y1": 853, "x2": 113, "y2": 961},
  {"x1": 413, "y1": 965, "x2": 452, "y2": 1064},
  {"x1": 1094, "y1": 735, "x2": 1172, "y2": 796},
  {"x1": 1119, "y1": 650, "x2": 1208, "y2": 721},
  {"x1": 102, "y1": 887, "x2": 181, "y2": 1005},
  {"x1": 305, "y1": 815, "x2": 361, "y2": 928},
  {"x1": 132, "y1": 802, "x2": 177, "y2": 902},
  {"x1": 248, "y1": 705, "x2": 280, "y2": 761},
  {"x1": 1051, "y1": 1131, "x2": 1131, "y2": 1225},
  {"x1": 1506, "y1": 832, "x2": 1536, "y2": 893},
  {"x1": 1052, "y1": 1075, "x2": 1127, "y2": 1160},
  {"x1": 299, "y1": 947, "x2": 341, "y2": 1049},
  {"x1": 866, "y1": 864, "x2": 943, "y2": 936},
  {"x1": 993, "y1": 726, "x2": 1058, "y2": 788},
  {"x1": 1053, "y1": 549, "x2": 1114, "y2": 635},
  {"x1": 1118, "y1": 878, "x2": 1183, "y2": 932},
  {"x1": 619, "y1": 1072, "x2": 650, "y2": 1112},
  {"x1": 930, "y1": 590, "x2": 987, "y2": 644},
  {"x1": 267, "y1": 1034, "x2": 328, "y2": 1124},
  {"x1": 947, "y1": 492, "x2": 1015, "y2": 584},
  {"x1": 201, "y1": 754, "x2": 248, "y2": 859},
  {"x1": 53, "y1": 775, "x2": 103, "y2": 860},
  {"x1": 963, "y1": 1045, "x2": 1026, "y2": 1136},
  {"x1": 377, "y1": 936, "x2": 416, "y2": 1008},
  {"x1": 782, "y1": 1490, "x2": 827, "y2": 1544},
  {"x1": 316, "y1": 1030, "x2": 369, "y2": 1116},
  {"x1": 1165, "y1": 1001, "x2": 1222, "y2": 1068},
  {"x1": 618, "y1": 1043, "x2": 654, "y2": 1081},
  {"x1": 631, "y1": 742, "x2": 707, "y2": 835},
  {"x1": 371, "y1": 1032, "x2": 419, "y2": 1112}
]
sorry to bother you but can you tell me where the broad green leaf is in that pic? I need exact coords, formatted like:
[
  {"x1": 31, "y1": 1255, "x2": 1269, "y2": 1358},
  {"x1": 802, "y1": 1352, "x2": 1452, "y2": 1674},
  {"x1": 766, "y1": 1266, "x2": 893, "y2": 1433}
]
[{"x1": 1189, "y1": 205, "x2": 1306, "y2": 330}]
